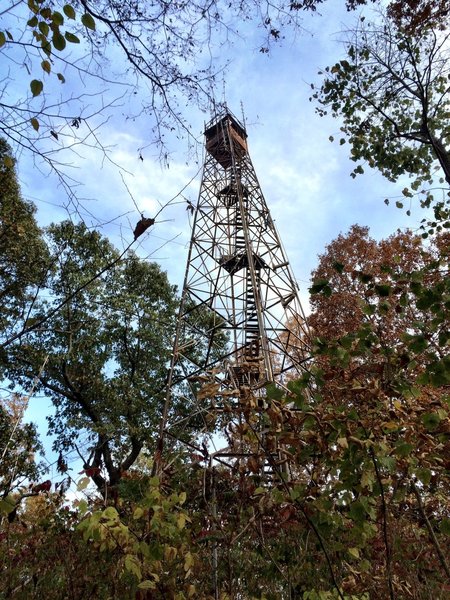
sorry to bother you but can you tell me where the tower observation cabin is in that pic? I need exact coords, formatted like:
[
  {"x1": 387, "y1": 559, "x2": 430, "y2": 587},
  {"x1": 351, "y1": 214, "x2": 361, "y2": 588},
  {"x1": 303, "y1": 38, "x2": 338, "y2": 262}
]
[{"x1": 205, "y1": 113, "x2": 248, "y2": 169}]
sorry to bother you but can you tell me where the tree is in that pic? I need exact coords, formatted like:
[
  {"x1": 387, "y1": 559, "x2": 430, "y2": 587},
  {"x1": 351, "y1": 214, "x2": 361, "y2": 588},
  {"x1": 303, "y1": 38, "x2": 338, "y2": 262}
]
[
  {"x1": 309, "y1": 224, "x2": 447, "y2": 347},
  {"x1": 7, "y1": 220, "x2": 180, "y2": 495},
  {"x1": 0, "y1": 394, "x2": 43, "y2": 500},
  {"x1": 216, "y1": 226, "x2": 449, "y2": 598},
  {"x1": 0, "y1": 139, "x2": 49, "y2": 351},
  {"x1": 304, "y1": 225, "x2": 450, "y2": 598},
  {"x1": 387, "y1": 0, "x2": 450, "y2": 32},
  {"x1": 311, "y1": 13, "x2": 450, "y2": 232}
]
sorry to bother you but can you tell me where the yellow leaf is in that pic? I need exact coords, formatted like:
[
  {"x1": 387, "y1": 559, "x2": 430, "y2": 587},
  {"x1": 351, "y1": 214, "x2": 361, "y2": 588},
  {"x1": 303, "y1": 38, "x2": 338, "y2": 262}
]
[
  {"x1": 348, "y1": 547, "x2": 360, "y2": 558},
  {"x1": 337, "y1": 437, "x2": 348, "y2": 449},
  {"x1": 164, "y1": 546, "x2": 177, "y2": 561},
  {"x1": 177, "y1": 513, "x2": 186, "y2": 530},
  {"x1": 77, "y1": 476, "x2": 90, "y2": 491},
  {"x1": 382, "y1": 421, "x2": 398, "y2": 430},
  {"x1": 133, "y1": 507, "x2": 144, "y2": 519},
  {"x1": 184, "y1": 551, "x2": 194, "y2": 572},
  {"x1": 137, "y1": 580, "x2": 156, "y2": 590},
  {"x1": 30, "y1": 117, "x2": 39, "y2": 131}
]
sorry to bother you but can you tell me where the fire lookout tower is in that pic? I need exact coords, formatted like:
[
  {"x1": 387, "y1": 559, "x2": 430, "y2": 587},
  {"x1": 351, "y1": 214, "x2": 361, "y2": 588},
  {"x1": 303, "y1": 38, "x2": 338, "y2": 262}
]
[{"x1": 157, "y1": 110, "x2": 311, "y2": 476}]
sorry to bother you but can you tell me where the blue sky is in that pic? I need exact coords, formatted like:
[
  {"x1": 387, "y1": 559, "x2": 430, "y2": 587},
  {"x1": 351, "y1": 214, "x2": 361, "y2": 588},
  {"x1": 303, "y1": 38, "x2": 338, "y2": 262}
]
[
  {"x1": 3, "y1": 1, "x2": 420, "y2": 482},
  {"x1": 8, "y1": 1, "x2": 416, "y2": 290}
]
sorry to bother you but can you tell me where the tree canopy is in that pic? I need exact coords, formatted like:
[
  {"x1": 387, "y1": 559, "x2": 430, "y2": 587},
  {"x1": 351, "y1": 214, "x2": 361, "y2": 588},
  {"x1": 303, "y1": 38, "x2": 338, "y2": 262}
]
[
  {"x1": 0, "y1": 139, "x2": 49, "y2": 347},
  {"x1": 6, "y1": 220, "x2": 180, "y2": 494},
  {"x1": 312, "y1": 13, "x2": 450, "y2": 232}
]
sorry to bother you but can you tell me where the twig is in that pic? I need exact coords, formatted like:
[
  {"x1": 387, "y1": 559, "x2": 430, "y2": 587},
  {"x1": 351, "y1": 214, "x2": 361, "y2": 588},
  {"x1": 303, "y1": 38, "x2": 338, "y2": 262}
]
[
  {"x1": 411, "y1": 480, "x2": 450, "y2": 580},
  {"x1": 370, "y1": 447, "x2": 395, "y2": 600}
]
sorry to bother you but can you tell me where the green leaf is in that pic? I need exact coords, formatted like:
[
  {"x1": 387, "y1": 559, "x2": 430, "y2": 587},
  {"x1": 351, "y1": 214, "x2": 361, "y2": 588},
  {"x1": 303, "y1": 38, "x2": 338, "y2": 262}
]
[
  {"x1": 27, "y1": 16, "x2": 39, "y2": 27},
  {"x1": 38, "y1": 21, "x2": 49, "y2": 37},
  {"x1": 374, "y1": 284, "x2": 391, "y2": 297},
  {"x1": 65, "y1": 32, "x2": 80, "y2": 44},
  {"x1": 30, "y1": 79, "x2": 43, "y2": 96},
  {"x1": 402, "y1": 187, "x2": 413, "y2": 198},
  {"x1": 0, "y1": 32, "x2": 6, "y2": 47},
  {"x1": 0, "y1": 496, "x2": 16, "y2": 515},
  {"x1": 63, "y1": 4, "x2": 76, "y2": 19},
  {"x1": 362, "y1": 303, "x2": 376, "y2": 315},
  {"x1": 394, "y1": 442, "x2": 413, "y2": 457},
  {"x1": 52, "y1": 11, "x2": 64, "y2": 26},
  {"x1": 358, "y1": 272, "x2": 373, "y2": 283},
  {"x1": 440, "y1": 518, "x2": 450, "y2": 535},
  {"x1": 124, "y1": 554, "x2": 141, "y2": 579},
  {"x1": 409, "y1": 335, "x2": 427, "y2": 354},
  {"x1": 421, "y1": 412, "x2": 441, "y2": 430},
  {"x1": 75, "y1": 499, "x2": 88, "y2": 515},
  {"x1": 52, "y1": 32, "x2": 66, "y2": 51},
  {"x1": 30, "y1": 117, "x2": 40, "y2": 131},
  {"x1": 415, "y1": 468, "x2": 431, "y2": 485},
  {"x1": 266, "y1": 382, "x2": 284, "y2": 400},
  {"x1": 309, "y1": 279, "x2": 330, "y2": 295},
  {"x1": 81, "y1": 13, "x2": 96, "y2": 30},
  {"x1": 416, "y1": 290, "x2": 440, "y2": 310},
  {"x1": 103, "y1": 506, "x2": 119, "y2": 520},
  {"x1": 348, "y1": 547, "x2": 360, "y2": 558},
  {"x1": 177, "y1": 513, "x2": 187, "y2": 529},
  {"x1": 349, "y1": 501, "x2": 365, "y2": 523},
  {"x1": 332, "y1": 261, "x2": 344, "y2": 274}
]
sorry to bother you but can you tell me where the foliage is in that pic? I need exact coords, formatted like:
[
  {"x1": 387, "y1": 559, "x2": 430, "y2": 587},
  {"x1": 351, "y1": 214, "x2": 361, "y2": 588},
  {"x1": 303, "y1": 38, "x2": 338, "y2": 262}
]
[
  {"x1": 1, "y1": 227, "x2": 448, "y2": 598},
  {"x1": 0, "y1": 474, "x2": 198, "y2": 599},
  {"x1": 387, "y1": 0, "x2": 450, "y2": 32},
  {"x1": 179, "y1": 226, "x2": 449, "y2": 598},
  {"x1": 0, "y1": 491, "x2": 135, "y2": 598},
  {"x1": 0, "y1": 394, "x2": 43, "y2": 500},
  {"x1": 302, "y1": 225, "x2": 450, "y2": 598},
  {"x1": 2, "y1": 6, "x2": 450, "y2": 598},
  {"x1": 311, "y1": 14, "x2": 450, "y2": 233},
  {"x1": 0, "y1": 139, "x2": 49, "y2": 348},
  {"x1": 309, "y1": 224, "x2": 449, "y2": 387},
  {"x1": 6, "y1": 220, "x2": 179, "y2": 494},
  {"x1": 76, "y1": 475, "x2": 196, "y2": 597}
]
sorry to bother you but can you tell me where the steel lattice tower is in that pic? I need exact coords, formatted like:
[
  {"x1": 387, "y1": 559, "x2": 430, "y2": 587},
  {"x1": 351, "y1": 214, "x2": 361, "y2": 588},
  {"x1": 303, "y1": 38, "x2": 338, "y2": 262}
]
[{"x1": 156, "y1": 110, "x2": 311, "y2": 475}]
